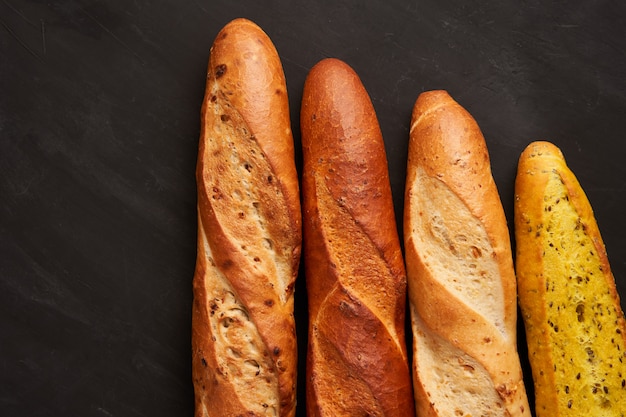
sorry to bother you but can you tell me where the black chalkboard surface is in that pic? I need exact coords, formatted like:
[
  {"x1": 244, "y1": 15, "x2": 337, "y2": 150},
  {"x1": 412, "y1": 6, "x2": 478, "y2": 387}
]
[{"x1": 2, "y1": 1, "x2": 625, "y2": 416}]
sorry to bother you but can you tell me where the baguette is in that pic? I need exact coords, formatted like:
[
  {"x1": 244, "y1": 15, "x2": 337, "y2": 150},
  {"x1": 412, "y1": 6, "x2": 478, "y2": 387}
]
[
  {"x1": 514, "y1": 141, "x2": 626, "y2": 416},
  {"x1": 300, "y1": 58, "x2": 414, "y2": 417},
  {"x1": 191, "y1": 18, "x2": 302, "y2": 417},
  {"x1": 403, "y1": 90, "x2": 531, "y2": 417}
]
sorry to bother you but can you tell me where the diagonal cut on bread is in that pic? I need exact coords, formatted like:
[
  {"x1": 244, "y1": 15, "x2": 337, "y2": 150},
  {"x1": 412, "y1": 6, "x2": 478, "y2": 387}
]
[
  {"x1": 191, "y1": 18, "x2": 302, "y2": 417},
  {"x1": 514, "y1": 140, "x2": 626, "y2": 416},
  {"x1": 404, "y1": 90, "x2": 531, "y2": 417},
  {"x1": 301, "y1": 58, "x2": 415, "y2": 417}
]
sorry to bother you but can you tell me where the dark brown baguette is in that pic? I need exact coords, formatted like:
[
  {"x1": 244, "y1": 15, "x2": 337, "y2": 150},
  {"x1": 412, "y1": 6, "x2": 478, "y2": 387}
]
[
  {"x1": 300, "y1": 57, "x2": 415, "y2": 417},
  {"x1": 403, "y1": 90, "x2": 531, "y2": 417},
  {"x1": 191, "y1": 18, "x2": 301, "y2": 417}
]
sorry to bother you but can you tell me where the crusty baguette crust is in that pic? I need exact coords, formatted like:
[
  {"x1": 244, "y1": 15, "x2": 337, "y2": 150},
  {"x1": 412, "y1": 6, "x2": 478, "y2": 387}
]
[
  {"x1": 404, "y1": 90, "x2": 531, "y2": 417},
  {"x1": 514, "y1": 141, "x2": 626, "y2": 416},
  {"x1": 191, "y1": 18, "x2": 301, "y2": 417},
  {"x1": 301, "y1": 58, "x2": 414, "y2": 417}
]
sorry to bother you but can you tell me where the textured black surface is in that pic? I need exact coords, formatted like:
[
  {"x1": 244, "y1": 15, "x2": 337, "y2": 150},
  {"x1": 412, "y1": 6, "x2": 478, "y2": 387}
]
[{"x1": 1, "y1": 1, "x2": 626, "y2": 416}]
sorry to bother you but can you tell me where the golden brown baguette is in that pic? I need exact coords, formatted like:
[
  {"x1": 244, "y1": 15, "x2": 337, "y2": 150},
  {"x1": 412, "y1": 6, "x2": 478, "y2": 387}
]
[
  {"x1": 514, "y1": 141, "x2": 626, "y2": 416},
  {"x1": 404, "y1": 90, "x2": 531, "y2": 417},
  {"x1": 191, "y1": 18, "x2": 301, "y2": 417},
  {"x1": 300, "y1": 58, "x2": 414, "y2": 417}
]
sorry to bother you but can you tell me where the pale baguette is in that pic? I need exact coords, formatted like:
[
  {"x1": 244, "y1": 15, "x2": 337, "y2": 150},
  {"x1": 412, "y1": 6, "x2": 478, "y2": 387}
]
[{"x1": 404, "y1": 90, "x2": 531, "y2": 417}]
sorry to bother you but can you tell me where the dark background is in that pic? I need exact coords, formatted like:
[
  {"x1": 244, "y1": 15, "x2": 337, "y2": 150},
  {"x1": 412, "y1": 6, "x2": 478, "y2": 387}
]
[{"x1": 2, "y1": 0, "x2": 625, "y2": 416}]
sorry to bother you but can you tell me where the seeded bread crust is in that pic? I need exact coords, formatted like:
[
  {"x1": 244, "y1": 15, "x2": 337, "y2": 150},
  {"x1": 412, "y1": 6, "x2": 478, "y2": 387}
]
[
  {"x1": 300, "y1": 58, "x2": 415, "y2": 417},
  {"x1": 191, "y1": 18, "x2": 301, "y2": 417},
  {"x1": 404, "y1": 90, "x2": 531, "y2": 417},
  {"x1": 514, "y1": 141, "x2": 626, "y2": 416}
]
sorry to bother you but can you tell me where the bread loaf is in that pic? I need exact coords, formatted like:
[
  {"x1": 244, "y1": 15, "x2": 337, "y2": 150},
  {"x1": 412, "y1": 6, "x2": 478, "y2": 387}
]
[
  {"x1": 191, "y1": 18, "x2": 301, "y2": 417},
  {"x1": 300, "y1": 58, "x2": 414, "y2": 417},
  {"x1": 403, "y1": 90, "x2": 531, "y2": 417},
  {"x1": 514, "y1": 141, "x2": 626, "y2": 416}
]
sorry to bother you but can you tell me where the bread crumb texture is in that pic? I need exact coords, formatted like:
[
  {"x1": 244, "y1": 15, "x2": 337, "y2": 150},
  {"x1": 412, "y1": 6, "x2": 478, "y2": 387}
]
[
  {"x1": 203, "y1": 86, "x2": 293, "y2": 299},
  {"x1": 413, "y1": 307, "x2": 504, "y2": 417},
  {"x1": 409, "y1": 167, "x2": 510, "y2": 416},
  {"x1": 195, "y1": 229, "x2": 280, "y2": 416},
  {"x1": 193, "y1": 84, "x2": 293, "y2": 416},
  {"x1": 411, "y1": 167, "x2": 505, "y2": 334},
  {"x1": 517, "y1": 154, "x2": 626, "y2": 416}
]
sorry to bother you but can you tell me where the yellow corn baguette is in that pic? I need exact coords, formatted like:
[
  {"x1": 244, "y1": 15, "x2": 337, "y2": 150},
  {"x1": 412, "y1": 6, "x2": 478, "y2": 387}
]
[{"x1": 514, "y1": 141, "x2": 626, "y2": 417}]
